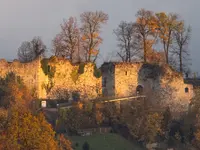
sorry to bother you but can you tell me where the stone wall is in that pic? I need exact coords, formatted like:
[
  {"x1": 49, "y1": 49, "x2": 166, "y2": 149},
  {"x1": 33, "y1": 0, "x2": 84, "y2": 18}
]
[
  {"x1": 0, "y1": 58, "x2": 40, "y2": 97},
  {"x1": 0, "y1": 57, "x2": 101, "y2": 99},
  {"x1": 0, "y1": 57, "x2": 194, "y2": 112},
  {"x1": 46, "y1": 57, "x2": 102, "y2": 100},
  {"x1": 0, "y1": 57, "x2": 102, "y2": 100},
  {"x1": 114, "y1": 62, "x2": 142, "y2": 97},
  {"x1": 103, "y1": 62, "x2": 194, "y2": 113}
]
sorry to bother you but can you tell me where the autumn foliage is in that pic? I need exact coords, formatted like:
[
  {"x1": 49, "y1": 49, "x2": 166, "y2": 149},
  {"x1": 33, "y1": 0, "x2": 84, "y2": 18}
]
[
  {"x1": 53, "y1": 11, "x2": 108, "y2": 63},
  {"x1": 114, "y1": 8, "x2": 190, "y2": 73},
  {"x1": 0, "y1": 72, "x2": 33, "y2": 108},
  {"x1": 0, "y1": 106, "x2": 59, "y2": 150}
]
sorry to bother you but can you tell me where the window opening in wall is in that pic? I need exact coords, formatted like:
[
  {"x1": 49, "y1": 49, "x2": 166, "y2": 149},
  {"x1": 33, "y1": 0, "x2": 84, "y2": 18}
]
[
  {"x1": 136, "y1": 85, "x2": 143, "y2": 95},
  {"x1": 125, "y1": 71, "x2": 128, "y2": 75},
  {"x1": 185, "y1": 87, "x2": 189, "y2": 93}
]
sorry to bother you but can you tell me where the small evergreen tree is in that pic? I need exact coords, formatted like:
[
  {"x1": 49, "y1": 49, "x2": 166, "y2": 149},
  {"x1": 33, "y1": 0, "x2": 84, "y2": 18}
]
[{"x1": 82, "y1": 141, "x2": 90, "y2": 150}]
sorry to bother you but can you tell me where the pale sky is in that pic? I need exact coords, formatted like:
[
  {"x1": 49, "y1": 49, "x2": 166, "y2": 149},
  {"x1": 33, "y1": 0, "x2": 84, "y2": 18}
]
[{"x1": 0, "y1": 0, "x2": 199, "y2": 72}]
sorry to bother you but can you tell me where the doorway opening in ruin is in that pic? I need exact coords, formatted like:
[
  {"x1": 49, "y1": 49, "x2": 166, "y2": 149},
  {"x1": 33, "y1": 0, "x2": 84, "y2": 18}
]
[{"x1": 136, "y1": 85, "x2": 143, "y2": 95}]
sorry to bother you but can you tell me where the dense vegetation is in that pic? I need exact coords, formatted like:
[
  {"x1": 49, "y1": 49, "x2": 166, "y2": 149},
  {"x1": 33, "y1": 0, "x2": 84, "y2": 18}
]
[{"x1": 0, "y1": 73, "x2": 72, "y2": 150}]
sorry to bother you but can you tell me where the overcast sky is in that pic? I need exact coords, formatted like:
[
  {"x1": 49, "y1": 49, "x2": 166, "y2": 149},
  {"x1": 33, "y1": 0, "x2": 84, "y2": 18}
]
[{"x1": 0, "y1": 0, "x2": 199, "y2": 72}]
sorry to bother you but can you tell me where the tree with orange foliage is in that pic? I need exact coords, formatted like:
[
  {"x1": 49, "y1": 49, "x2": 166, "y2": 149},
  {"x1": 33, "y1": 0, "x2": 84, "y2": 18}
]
[
  {"x1": 58, "y1": 134, "x2": 72, "y2": 150},
  {"x1": 155, "y1": 12, "x2": 182, "y2": 64},
  {"x1": 0, "y1": 72, "x2": 33, "y2": 108},
  {"x1": 134, "y1": 9, "x2": 158, "y2": 63},
  {"x1": 146, "y1": 40, "x2": 165, "y2": 64},
  {"x1": 95, "y1": 110, "x2": 103, "y2": 125},
  {"x1": 80, "y1": 11, "x2": 108, "y2": 62},
  {"x1": 0, "y1": 106, "x2": 60, "y2": 150}
]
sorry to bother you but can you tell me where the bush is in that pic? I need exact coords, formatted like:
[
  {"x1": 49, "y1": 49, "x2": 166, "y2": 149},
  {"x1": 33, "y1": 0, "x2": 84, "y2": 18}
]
[
  {"x1": 72, "y1": 91, "x2": 80, "y2": 101},
  {"x1": 82, "y1": 142, "x2": 90, "y2": 150},
  {"x1": 75, "y1": 142, "x2": 79, "y2": 147}
]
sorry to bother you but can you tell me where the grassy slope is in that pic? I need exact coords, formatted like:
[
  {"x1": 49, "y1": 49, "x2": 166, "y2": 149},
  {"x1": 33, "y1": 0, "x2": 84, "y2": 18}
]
[{"x1": 69, "y1": 133, "x2": 143, "y2": 150}]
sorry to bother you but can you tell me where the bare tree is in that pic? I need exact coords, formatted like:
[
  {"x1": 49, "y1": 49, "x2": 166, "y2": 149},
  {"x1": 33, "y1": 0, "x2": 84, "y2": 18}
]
[
  {"x1": 18, "y1": 37, "x2": 46, "y2": 62},
  {"x1": 172, "y1": 24, "x2": 191, "y2": 73},
  {"x1": 53, "y1": 17, "x2": 81, "y2": 63},
  {"x1": 18, "y1": 41, "x2": 35, "y2": 62},
  {"x1": 31, "y1": 37, "x2": 46, "y2": 57},
  {"x1": 80, "y1": 11, "x2": 108, "y2": 62},
  {"x1": 114, "y1": 21, "x2": 142, "y2": 62}
]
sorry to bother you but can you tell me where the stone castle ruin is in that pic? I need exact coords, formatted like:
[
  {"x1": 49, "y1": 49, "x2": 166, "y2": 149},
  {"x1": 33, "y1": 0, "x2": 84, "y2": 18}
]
[
  {"x1": 0, "y1": 57, "x2": 194, "y2": 112},
  {"x1": 102, "y1": 62, "x2": 193, "y2": 112},
  {"x1": 0, "y1": 57, "x2": 101, "y2": 100}
]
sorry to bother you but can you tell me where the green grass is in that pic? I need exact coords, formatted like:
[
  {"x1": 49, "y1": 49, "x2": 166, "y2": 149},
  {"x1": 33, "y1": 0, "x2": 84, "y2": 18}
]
[{"x1": 68, "y1": 133, "x2": 143, "y2": 150}]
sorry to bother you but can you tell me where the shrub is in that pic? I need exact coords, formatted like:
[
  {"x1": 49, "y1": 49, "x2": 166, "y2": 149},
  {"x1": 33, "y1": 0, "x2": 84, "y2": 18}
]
[
  {"x1": 94, "y1": 65, "x2": 101, "y2": 78},
  {"x1": 82, "y1": 142, "x2": 90, "y2": 150},
  {"x1": 72, "y1": 91, "x2": 80, "y2": 102},
  {"x1": 75, "y1": 142, "x2": 79, "y2": 147}
]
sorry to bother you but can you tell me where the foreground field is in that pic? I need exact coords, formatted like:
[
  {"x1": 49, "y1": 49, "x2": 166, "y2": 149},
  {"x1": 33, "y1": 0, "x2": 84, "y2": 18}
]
[{"x1": 69, "y1": 133, "x2": 144, "y2": 150}]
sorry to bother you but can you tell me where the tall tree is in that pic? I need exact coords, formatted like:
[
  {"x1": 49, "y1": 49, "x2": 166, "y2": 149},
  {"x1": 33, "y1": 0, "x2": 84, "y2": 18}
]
[
  {"x1": 114, "y1": 21, "x2": 142, "y2": 62},
  {"x1": 18, "y1": 37, "x2": 46, "y2": 62},
  {"x1": 53, "y1": 17, "x2": 81, "y2": 63},
  {"x1": 80, "y1": 11, "x2": 108, "y2": 62},
  {"x1": 0, "y1": 72, "x2": 33, "y2": 108},
  {"x1": 2, "y1": 109, "x2": 59, "y2": 150},
  {"x1": 155, "y1": 12, "x2": 182, "y2": 64},
  {"x1": 134, "y1": 9, "x2": 156, "y2": 63},
  {"x1": 172, "y1": 24, "x2": 191, "y2": 73},
  {"x1": 57, "y1": 134, "x2": 72, "y2": 150}
]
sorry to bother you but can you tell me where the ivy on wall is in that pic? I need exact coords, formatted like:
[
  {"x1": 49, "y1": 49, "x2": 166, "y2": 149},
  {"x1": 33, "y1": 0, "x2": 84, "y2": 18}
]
[
  {"x1": 40, "y1": 57, "x2": 56, "y2": 78},
  {"x1": 70, "y1": 63, "x2": 102, "y2": 83},
  {"x1": 94, "y1": 65, "x2": 101, "y2": 78},
  {"x1": 42, "y1": 80, "x2": 55, "y2": 94},
  {"x1": 41, "y1": 59, "x2": 49, "y2": 76},
  {"x1": 70, "y1": 68, "x2": 79, "y2": 84},
  {"x1": 41, "y1": 56, "x2": 57, "y2": 94},
  {"x1": 78, "y1": 63, "x2": 85, "y2": 74}
]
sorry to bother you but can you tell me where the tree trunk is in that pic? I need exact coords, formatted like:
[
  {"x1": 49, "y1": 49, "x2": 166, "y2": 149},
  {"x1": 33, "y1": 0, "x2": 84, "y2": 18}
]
[
  {"x1": 126, "y1": 48, "x2": 128, "y2": 62},
  {"x1": 143, "y1": 37, "x2": 147, "y2": 63},
  {"x1": 166, "y1": 31, "x2": 172, "y2": 64},
  {"x1": 179, "y1": 47, "x2": 183, "y2": 73}
]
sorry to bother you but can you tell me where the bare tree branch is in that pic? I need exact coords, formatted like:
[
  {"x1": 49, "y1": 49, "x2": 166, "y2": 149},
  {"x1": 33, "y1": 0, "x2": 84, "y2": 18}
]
[
  {"x1": 114, "y1": 21, "x2": 142, "y2": 62},
  {"x1": 52, "y1": 17, "x2": 81, "y2": 63},
  {"x1": 171, "y1": 24, "x2": 192, "y2": 73},
  {"x1": 80, "y1": 11, "x2": 108, "y2": 62},
  {"x1": 18, "y1": 37, "x2": 46, "y2": 62}
]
